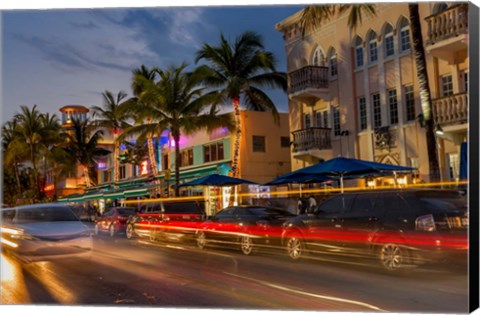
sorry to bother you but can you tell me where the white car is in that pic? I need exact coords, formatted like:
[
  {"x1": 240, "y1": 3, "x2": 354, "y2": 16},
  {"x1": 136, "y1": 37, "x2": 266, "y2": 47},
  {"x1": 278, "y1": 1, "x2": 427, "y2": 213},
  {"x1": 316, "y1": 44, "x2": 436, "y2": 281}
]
[{"x1": 1, "y1": 203, "x2": 93, "y2": 263}]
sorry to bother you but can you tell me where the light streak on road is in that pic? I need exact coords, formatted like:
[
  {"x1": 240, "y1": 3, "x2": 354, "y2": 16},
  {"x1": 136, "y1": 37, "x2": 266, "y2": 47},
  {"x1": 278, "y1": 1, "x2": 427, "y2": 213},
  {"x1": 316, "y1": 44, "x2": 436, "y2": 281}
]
[{"x1": 224, "y1": 271, "x2": 386, "y2": 312}]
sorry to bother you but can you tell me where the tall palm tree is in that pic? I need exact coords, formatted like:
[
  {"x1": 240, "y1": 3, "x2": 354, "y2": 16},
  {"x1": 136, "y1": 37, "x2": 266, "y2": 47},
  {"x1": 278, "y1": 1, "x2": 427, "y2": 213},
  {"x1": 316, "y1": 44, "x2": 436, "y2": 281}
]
[
  {"x1": 38, "y1": 113, "x2": 62, "y2": 198},
  {"x1": 195, "y1": 31, "x2": 287, "y2": 181},
  {"x1": 63, "y1": 118, "x2": 109, "y2": 188},
  {"x1": 408, "y1": 4, "x2": 440, "y2": 182},
  {"x1": 128, "y1": 65, "x2": 160, "y2": 177},
  {"x1": 299, "y1": 3, "x2": 440, "y2": 181},
  {"x1": 2, "y1": 118, "x2": 28, "y2": 194},
  {"x1": 13, "y1": 105, "x2": 44, "y2": 197},
  {"x1": 91, "y1": 91, "x2": 131, "y2": 184},
  {"x1": 127, "y1": 63, "x2": 233, "y2": 196}
]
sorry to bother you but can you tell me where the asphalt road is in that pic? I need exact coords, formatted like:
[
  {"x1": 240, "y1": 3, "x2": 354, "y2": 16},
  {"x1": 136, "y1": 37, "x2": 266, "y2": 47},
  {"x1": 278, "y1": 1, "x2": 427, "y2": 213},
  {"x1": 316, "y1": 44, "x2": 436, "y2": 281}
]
[{"x1": 0, "y1": 234, "x2": 469, "y2": 312}]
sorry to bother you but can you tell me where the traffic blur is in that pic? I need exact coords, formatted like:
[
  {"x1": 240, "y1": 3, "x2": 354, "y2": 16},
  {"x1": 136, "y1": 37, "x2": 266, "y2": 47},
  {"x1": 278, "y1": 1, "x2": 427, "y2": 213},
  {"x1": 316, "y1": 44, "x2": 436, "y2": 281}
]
[{"x1": 1, "y1": 188, "x2": 469, "y2": 274}]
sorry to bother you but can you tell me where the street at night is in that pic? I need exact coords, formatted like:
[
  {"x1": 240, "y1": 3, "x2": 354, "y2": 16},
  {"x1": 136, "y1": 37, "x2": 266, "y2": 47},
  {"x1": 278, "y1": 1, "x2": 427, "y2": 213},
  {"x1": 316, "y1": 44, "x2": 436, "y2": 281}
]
[{"x1": 1, "y1": 233, "x2": 469, "y2": 312}]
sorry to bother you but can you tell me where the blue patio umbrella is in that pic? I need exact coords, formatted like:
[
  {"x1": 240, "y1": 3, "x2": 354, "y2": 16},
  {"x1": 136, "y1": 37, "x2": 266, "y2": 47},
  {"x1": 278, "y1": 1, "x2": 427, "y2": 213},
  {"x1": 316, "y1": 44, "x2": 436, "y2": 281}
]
[
  {"x1": 264, "y1": 173, "x2": 332, "y2": 185},
  {"x1": 278, "y1": 157, "x2": 415, "y2": 192},
  {"x1": 177, "y1": 174, "x2": 259, "y2": 187}
]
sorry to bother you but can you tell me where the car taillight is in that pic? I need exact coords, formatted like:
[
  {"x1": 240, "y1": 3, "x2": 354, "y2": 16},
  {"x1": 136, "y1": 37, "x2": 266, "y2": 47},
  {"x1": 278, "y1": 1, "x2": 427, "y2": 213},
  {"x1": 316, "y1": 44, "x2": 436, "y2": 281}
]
[{"x1": 416, "y1": 214, "x2": 436, "y2": 232}]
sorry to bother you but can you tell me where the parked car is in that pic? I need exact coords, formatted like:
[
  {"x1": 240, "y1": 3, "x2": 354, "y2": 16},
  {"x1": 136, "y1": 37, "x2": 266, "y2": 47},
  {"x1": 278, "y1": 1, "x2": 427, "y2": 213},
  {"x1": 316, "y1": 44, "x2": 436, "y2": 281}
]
[
  {"x1": 281, "y1": 189, "x2": 468, "y2": 272},
  {"x1": 196, "y1": 205, "x2": 296, "y2": 255},
  {"x1": 1, "y1": 203, "x2": 93, "y2": 263},
  {"x1": 94, "y1": 207, "x2": 137, "y2": 237},
  {"x1": 126, "y1": 200, "x2": 206, "y2": 243}
]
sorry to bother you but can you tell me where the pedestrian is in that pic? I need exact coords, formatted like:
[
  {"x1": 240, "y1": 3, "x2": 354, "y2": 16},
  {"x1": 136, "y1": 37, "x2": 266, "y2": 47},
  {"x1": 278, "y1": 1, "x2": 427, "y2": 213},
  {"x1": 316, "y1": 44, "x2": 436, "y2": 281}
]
[
  {"x1": 297, "y1": 197, "x2": 306, "y2": 215},
  {"x1": 307, "y1": 195, "x2": 317, "y2": 213}
]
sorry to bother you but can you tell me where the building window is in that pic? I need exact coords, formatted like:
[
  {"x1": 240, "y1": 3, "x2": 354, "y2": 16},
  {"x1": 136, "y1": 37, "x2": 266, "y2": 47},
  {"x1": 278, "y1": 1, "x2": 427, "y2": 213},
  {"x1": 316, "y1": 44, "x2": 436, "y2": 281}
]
[
  {"x1": 355, "y1": 37, "x2": 364, "y2": 68},
  {"x1": 304, "y1": 113, "x2": 311, "y2": 128},
  {"x1": 312, "y1": 46, "x2": 325, "y2": 66},
  {"x1": 358, "y1": 97, "x2": 367, "y2": 130},
  {"x1": 384, "y1": 24, "x2": 395, "y2": 57},
  {"x1": 399, "y1": 18, "x2": 411, "y2": 52},
  {"x1": 441, "y1": 74, "x2": 453, "y2": 96},
  {"x1": 180, "y1": 148, "x2": 194, "y2": 167},
  {"x1": 132, "y1": 165, "x2": 138, "y2": 177},
  {"x1": 368, "y1": 31, "x2": 378, "y2": 63},
  {"x1": 281, "y1": 136, "x2": 290, "y2": 148},
  {"x1": 323, "y1": 111, "x2": 329, "y2": 128},
  {"x1": 119, "y1": 165, "x2": 126, "y2": 179},
  {"x1": 404, "y1": 85, "x2": 416, "y2": 122},
  {"x1": 463, "y1": 71, "x2": 468, "y2": 92},
  {"x1": 333, "y1": 107, "x2": 341, "y2": 136},
  {"x1": 328, "y1": 48, "x2": 338, "y2": 78},
  {"x1": 372, "y1": 93, "x2": 382, "y2": 128},
  {"x1": 314, "y1": 111, "x2": 322, "y2": 127},
  {"x1": 252, "y1": 136, "x2": 266, "y2": 152},
  {"x1": 163, "y1": 154, "x2": 169, "y2": 171},
  {"x1": 388, "y1": 89, "x2": 399, "y2": 125},
  {"x1": 204, "y1": 142, "x2": 224, "y2": 163}
]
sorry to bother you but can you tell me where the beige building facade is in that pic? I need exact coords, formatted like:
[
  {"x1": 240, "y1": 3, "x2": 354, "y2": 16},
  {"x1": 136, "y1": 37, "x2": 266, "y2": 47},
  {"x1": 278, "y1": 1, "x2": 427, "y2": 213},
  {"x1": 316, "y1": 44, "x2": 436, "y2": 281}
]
[{"x1": 275, "y1": 2, "x2": 469, "y2": 184}]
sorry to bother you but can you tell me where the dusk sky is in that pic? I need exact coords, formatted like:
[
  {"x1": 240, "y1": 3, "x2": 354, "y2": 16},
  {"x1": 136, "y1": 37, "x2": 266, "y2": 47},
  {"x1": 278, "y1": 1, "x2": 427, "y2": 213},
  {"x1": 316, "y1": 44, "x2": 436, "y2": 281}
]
[{"x1": 1, "y1": 2, "x2": 306, "y2": 124}]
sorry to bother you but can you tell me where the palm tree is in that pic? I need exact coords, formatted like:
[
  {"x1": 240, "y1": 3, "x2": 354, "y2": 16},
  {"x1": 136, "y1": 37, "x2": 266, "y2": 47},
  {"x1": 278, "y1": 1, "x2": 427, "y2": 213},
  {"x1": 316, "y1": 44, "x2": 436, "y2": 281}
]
[
  {"x1": 408, "y1": 4, "x2": 440, "y2": 182},
  {"x1": 195, "y1": 31, "x2": 288, "y2": 182},
  {"x1": 13, "y1": 105, "x2": 44, "y2": 197},
  {"x1": 38, "y1": 113, "x2": 62, "y2": 199},
  {"x1": 91, "y1": 90, "x2": 131, "y2": 184},
  {"x1": 63, "y1": 118, "x2": 109, "y2": 188},
  {"x1": 128, "y1": 65, "x2": 160, "y2": 177},
  {"x1": 299, "y1": 3, "x2": 440, "y2": 182},
  {"x1": 2, "y1": 118, "x2": 29, "y2": 197},
  {"x1": 127, "y1": 63, "x2": 233, "y2": 196}
]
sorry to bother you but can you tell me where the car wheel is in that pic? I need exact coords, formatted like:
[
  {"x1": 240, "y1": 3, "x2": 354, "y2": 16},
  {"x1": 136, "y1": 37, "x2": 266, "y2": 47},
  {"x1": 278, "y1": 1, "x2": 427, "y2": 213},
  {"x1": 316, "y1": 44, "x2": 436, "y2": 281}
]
[
  {"x1": 379, "y1": 243, "x2": 406, "y2": 272},
  {"x1": 286, "y1": 236, "x2": 304, "y2": 260},
  {"x1": 109, "y1": 224, "x2": 115, "y2": 237},
  {"x1": 126, "y1": 224, "x2": 134, "y2": 239},
  {"x1": 240, "y1": 236, "x2": 254, "y2": 255},
  {"x1": 197, "y1": 231, "x2": 207, "y2": 249}
]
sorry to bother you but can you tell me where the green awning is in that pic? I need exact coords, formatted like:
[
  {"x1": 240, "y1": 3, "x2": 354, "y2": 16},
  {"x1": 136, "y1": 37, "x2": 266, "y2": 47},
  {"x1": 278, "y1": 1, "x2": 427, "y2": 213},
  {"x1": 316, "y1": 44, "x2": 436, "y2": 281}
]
[
  {"x1": 103, "y1": 191, "x2": 124, "y2": 199},
  {"x1": 69, "y1": 196, "x2": 85, "y2": 202},
  {"x1": 124, "y1": 188, "x2": 149, "y2": 198},
  {"x1": 83, "y1": 193, "x2": 104, "y2": 201}
]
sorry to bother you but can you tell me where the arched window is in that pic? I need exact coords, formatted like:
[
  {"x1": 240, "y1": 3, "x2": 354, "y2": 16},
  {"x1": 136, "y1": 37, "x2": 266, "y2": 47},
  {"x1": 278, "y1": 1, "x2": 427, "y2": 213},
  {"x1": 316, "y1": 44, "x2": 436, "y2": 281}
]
[
  {"x1": 383, "y1": 24, "x2": 395, "y2": 58},
  {"x1": 432, "y1": 2, "x2": 448, "y2": 14},
  {"x1": 354, "y1": 36, "x2": 364, "y2": 68},
  {"x1": 328, "y1": 47, "x2": 337, "y2": 78},
  {"x1": 398, "y1": 17, "x2": 411, "y2": 52},
  {"x1": 368, "y1": 30, "x2": 378, "y2": 63},
  {"x1": 312, "y1": 46, "x2": 326, "y2": 66}
]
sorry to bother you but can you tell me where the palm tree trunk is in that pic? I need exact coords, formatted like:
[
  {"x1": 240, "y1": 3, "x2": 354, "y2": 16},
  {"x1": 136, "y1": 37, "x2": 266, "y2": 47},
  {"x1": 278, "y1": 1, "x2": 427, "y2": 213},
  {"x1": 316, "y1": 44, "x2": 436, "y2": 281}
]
[
  {"x1": 14, "y1": 158, "x2": 21, "y2": 191},
  {"x1": 113, "y1": 132, "x2": 120, "y2": 183},
  {"x1": 230, "y1": 98, "x2": 242, "y2": 179},
  {"x1": 82, "y1": 165, "x2": 92, "y2": 188},
  {"x1": 228, "y1": 98, "x2": 242, "y2": 206},
  {"x1": 172, "y1": 130, "x2": 181, "y2": 197},
  {"x1": 408, "y1": 4, "x2": 440, "y2": 182},
  {"x1": 147, "y1": 135, "x2": 159, "y2": 176}
]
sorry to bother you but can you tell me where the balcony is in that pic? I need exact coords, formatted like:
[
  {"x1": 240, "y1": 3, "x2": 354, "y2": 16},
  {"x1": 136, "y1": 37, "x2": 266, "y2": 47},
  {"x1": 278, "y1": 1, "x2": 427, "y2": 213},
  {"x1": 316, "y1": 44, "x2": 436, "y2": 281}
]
[
  {"x1": 288, "y1": 66, "x2": 330, "y2": 105},
  {"x1": 425, "y1": 4, "x2": 468, "y2": 63},
  {"x1": 432, "y1": 92, "x2": 468, "y2": 126},
  {"x1": 292, "y1": 127, "x2": 332, "y2": 159}
]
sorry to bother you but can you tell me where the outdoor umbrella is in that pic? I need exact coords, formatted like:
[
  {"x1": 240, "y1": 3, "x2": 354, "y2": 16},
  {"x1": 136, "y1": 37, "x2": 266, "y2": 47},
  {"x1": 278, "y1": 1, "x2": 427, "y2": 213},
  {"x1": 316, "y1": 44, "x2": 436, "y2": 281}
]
[
  {"x1": 264, "y1": 173, "x2": 332, "y2": 185},
  {"x1": 278, "y1": 157, "x2": 415, "y2": 193},
  {"x1": 177, "y1": 174, "x2": 258, "y2": 187}
]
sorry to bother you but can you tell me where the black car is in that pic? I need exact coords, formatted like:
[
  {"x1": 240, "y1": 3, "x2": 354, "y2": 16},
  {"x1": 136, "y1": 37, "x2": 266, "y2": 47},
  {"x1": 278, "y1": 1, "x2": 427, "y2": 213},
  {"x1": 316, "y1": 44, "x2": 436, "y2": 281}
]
[
  {"x1": 281, "y1": 189, "x2": 468, "y2": 272},
  {"x1": 196, "y1": 205, "x2": 296, "y2": 255}
]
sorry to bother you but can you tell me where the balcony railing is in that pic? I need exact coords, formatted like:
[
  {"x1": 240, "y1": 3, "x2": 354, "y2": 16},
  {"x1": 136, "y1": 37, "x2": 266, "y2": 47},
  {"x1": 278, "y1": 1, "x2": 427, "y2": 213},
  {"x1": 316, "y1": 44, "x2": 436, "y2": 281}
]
[
  {"x1": 292, "y1": 127, "x2": 332, "y2": 153},
  {"x1": 288, "y1": 66, "x2": 329, "y2": 94},
  {"x1": 425, "y1": 4, "x2": 468, "y2": 45},
  {"x1": 432, "y1": 92, "x2": 468, "y2": 126}
]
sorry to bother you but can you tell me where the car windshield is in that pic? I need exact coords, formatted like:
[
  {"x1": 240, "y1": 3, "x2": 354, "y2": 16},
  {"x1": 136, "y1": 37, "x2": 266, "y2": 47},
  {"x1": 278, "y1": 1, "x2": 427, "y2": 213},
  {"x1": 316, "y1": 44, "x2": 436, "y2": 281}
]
[{"x1": 15, "y1": 206, "x2": 79, "y2": 222}]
